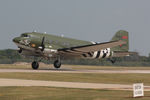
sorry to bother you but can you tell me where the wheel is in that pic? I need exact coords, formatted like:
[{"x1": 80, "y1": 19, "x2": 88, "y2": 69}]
[
  {"x1": 18, "y1": 48, "x2": 22, "y2": 53},
  {"x1": 54, "y1": 60, "x2": 61, "y2": 69},
  {"x1": 32, "y1": 61, "x2": 39, "y2": 70}
]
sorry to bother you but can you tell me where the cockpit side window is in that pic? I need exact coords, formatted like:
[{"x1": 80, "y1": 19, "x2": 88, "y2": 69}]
[{"x1": 21, "y1": 34, "x2": 31, "y2": 38}]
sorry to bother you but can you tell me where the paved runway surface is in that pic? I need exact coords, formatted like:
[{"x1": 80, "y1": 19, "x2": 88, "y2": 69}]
[
  {"x1": 0, "y1": 78, "x2": 150, "y2": 91},
  {"x1": 1, "y1": 68, "x2": 150, "y2": 74},
  {"x1": 0, "y1": 78, "x2": 134, "y2": 90}
]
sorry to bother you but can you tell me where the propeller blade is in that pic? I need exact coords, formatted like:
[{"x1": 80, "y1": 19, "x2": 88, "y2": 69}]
[{"x1": 41, "y1": 37, "x2": 45, "y2": 51}]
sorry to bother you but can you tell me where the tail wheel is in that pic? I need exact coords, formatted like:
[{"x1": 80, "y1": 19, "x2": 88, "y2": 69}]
[
  {"x1": 108, "y1": 58, "x2": 116, "y2": 64},
  {"x1": 32, "y1": 61, "x2": 39, "y2": 70},
  {"x1": 54, "y1": 60, "x2": 61, "y2": 69},
  {"x1": 110, "y1": 60, "x2": 116, "y2": 64},
  {"x1": 110, "y1": 59, "x2": 116, "y2": 64}
]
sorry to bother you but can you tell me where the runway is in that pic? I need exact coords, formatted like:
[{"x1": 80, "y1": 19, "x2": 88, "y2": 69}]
[
  {"x1": 0, "y1": 78, "x2": 137, "y2": 90},
  {"x1": 1, "y1": 68, "x2": 150, "y2": 74},
  {"x1": 0, "y1": 78, "x2": 150, "y2": 91}
]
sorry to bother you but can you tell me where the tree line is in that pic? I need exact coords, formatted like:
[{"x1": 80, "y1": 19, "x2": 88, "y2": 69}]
[{"x1": 0, "y1": 49, "x2": 150, "y2": 66}]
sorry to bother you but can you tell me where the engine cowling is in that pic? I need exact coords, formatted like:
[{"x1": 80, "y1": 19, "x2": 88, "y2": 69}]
[{"x1": 18, "y1": 49, "x2": 39, "y2": 56}]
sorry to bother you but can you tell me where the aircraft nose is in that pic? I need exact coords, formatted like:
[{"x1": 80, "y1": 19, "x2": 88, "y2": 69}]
[{"x1": 13, "y1": 37, "x2": 20, "y2": 43}]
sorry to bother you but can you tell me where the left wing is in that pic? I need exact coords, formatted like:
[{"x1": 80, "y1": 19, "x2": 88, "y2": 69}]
[{"x1": 58, "y1": 40, "x2": 126, "y2": 54}]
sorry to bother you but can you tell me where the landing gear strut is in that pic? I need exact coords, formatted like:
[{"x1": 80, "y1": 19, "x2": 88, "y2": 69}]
[
  {"x1": 54, "y1": 60, "x2": 61, "y2": 69},
  {"x1": 18, "y1": 49, "x2": 22, "y2": 53},
  {"x1": 32, "y1": 61, "x2": 39, "y2": 70},
  {"x1": 110, "y1": 59, "x2": 116, "y2": 64},
  {"x1": 109, "y1": 58, "x2": 116, "y2": 64}
]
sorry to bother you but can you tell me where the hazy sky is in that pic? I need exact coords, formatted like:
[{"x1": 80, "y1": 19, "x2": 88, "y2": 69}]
[{"x1": 0, "y1": 0, "x2": 149, "y2": 56}]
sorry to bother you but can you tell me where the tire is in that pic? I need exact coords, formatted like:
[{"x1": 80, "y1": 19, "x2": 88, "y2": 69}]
[
  {"x1": 32, "y1": 61, "x2": 39, "y2": 70},
  {"x1": 54, "y1": 60, "x2": 61, "y2": 69}
]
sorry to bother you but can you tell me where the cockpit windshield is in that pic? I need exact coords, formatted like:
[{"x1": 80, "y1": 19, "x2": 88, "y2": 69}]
[{"x1": 21, "y1": 34, "x2": 31, "y2": 38}]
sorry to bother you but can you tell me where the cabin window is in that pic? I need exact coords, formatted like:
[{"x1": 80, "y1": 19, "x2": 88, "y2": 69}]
[
  {"x1": 55, "y1": 41, "x2": 58, "y2": 44},
  {"x1": 63, "y1": 42, "x2": 70, "y2": 46},
  {"x1": 49, "y1": 40, "x2": 53, "y2": 43}
]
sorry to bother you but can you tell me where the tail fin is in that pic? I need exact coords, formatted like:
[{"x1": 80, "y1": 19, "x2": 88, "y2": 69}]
[{"x1": 111, "y1": 30, "x2": 129, "y2": 51}]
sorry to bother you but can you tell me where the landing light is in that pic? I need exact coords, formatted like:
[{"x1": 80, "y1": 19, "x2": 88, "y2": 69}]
[{"x1": 31, "y1": 44, "x2": 36, "y2": 48}]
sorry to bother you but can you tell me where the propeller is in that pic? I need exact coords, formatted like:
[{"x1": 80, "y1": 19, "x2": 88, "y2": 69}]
[{"x1": 41, "y1": 37, "x2": 45, "y2": 51}]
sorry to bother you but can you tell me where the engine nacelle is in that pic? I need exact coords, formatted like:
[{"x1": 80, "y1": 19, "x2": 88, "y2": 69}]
[{"x1": 18, "y1": 49, "x2": 39, "y2": 56}]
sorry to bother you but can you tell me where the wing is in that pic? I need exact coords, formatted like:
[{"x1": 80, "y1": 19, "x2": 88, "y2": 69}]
[{"x1": 58, "y1": 40, "x2": 126, "y2": 54}]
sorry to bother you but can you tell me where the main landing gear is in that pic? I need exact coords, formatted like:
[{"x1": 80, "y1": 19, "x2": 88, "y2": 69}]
[
  {"x1": 54, "y1": 60, "x2": 61, "y2": 69},
  {"x1": 31, "y1": 60, "x2": 61, "y2": 70},
  {"x1": 32, "y1": 61, "x2": 39, "y2": 70}
]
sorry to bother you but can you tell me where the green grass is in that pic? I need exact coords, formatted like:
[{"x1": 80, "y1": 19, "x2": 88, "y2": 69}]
[
  {"x1": 0, "y1": 73, "x2": 150, "y2": 85},
  {"x1": 0, "y1": 87, "x2": 150, "y2": 100}
]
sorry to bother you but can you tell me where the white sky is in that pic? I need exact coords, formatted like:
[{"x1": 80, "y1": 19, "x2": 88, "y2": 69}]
[{"x1": 0, "y1": 0, "x2": 149, "y2": 56}]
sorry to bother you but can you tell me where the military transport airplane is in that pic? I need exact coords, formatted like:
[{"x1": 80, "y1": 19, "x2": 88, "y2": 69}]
[{"x1": 13, "y1": 30, "x2": 133, "y2": 69}]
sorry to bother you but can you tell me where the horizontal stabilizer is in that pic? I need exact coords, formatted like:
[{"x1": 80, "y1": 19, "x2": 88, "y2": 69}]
[{"x1": 113, "y1": 51, "x2": 138, "y2": 57}]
